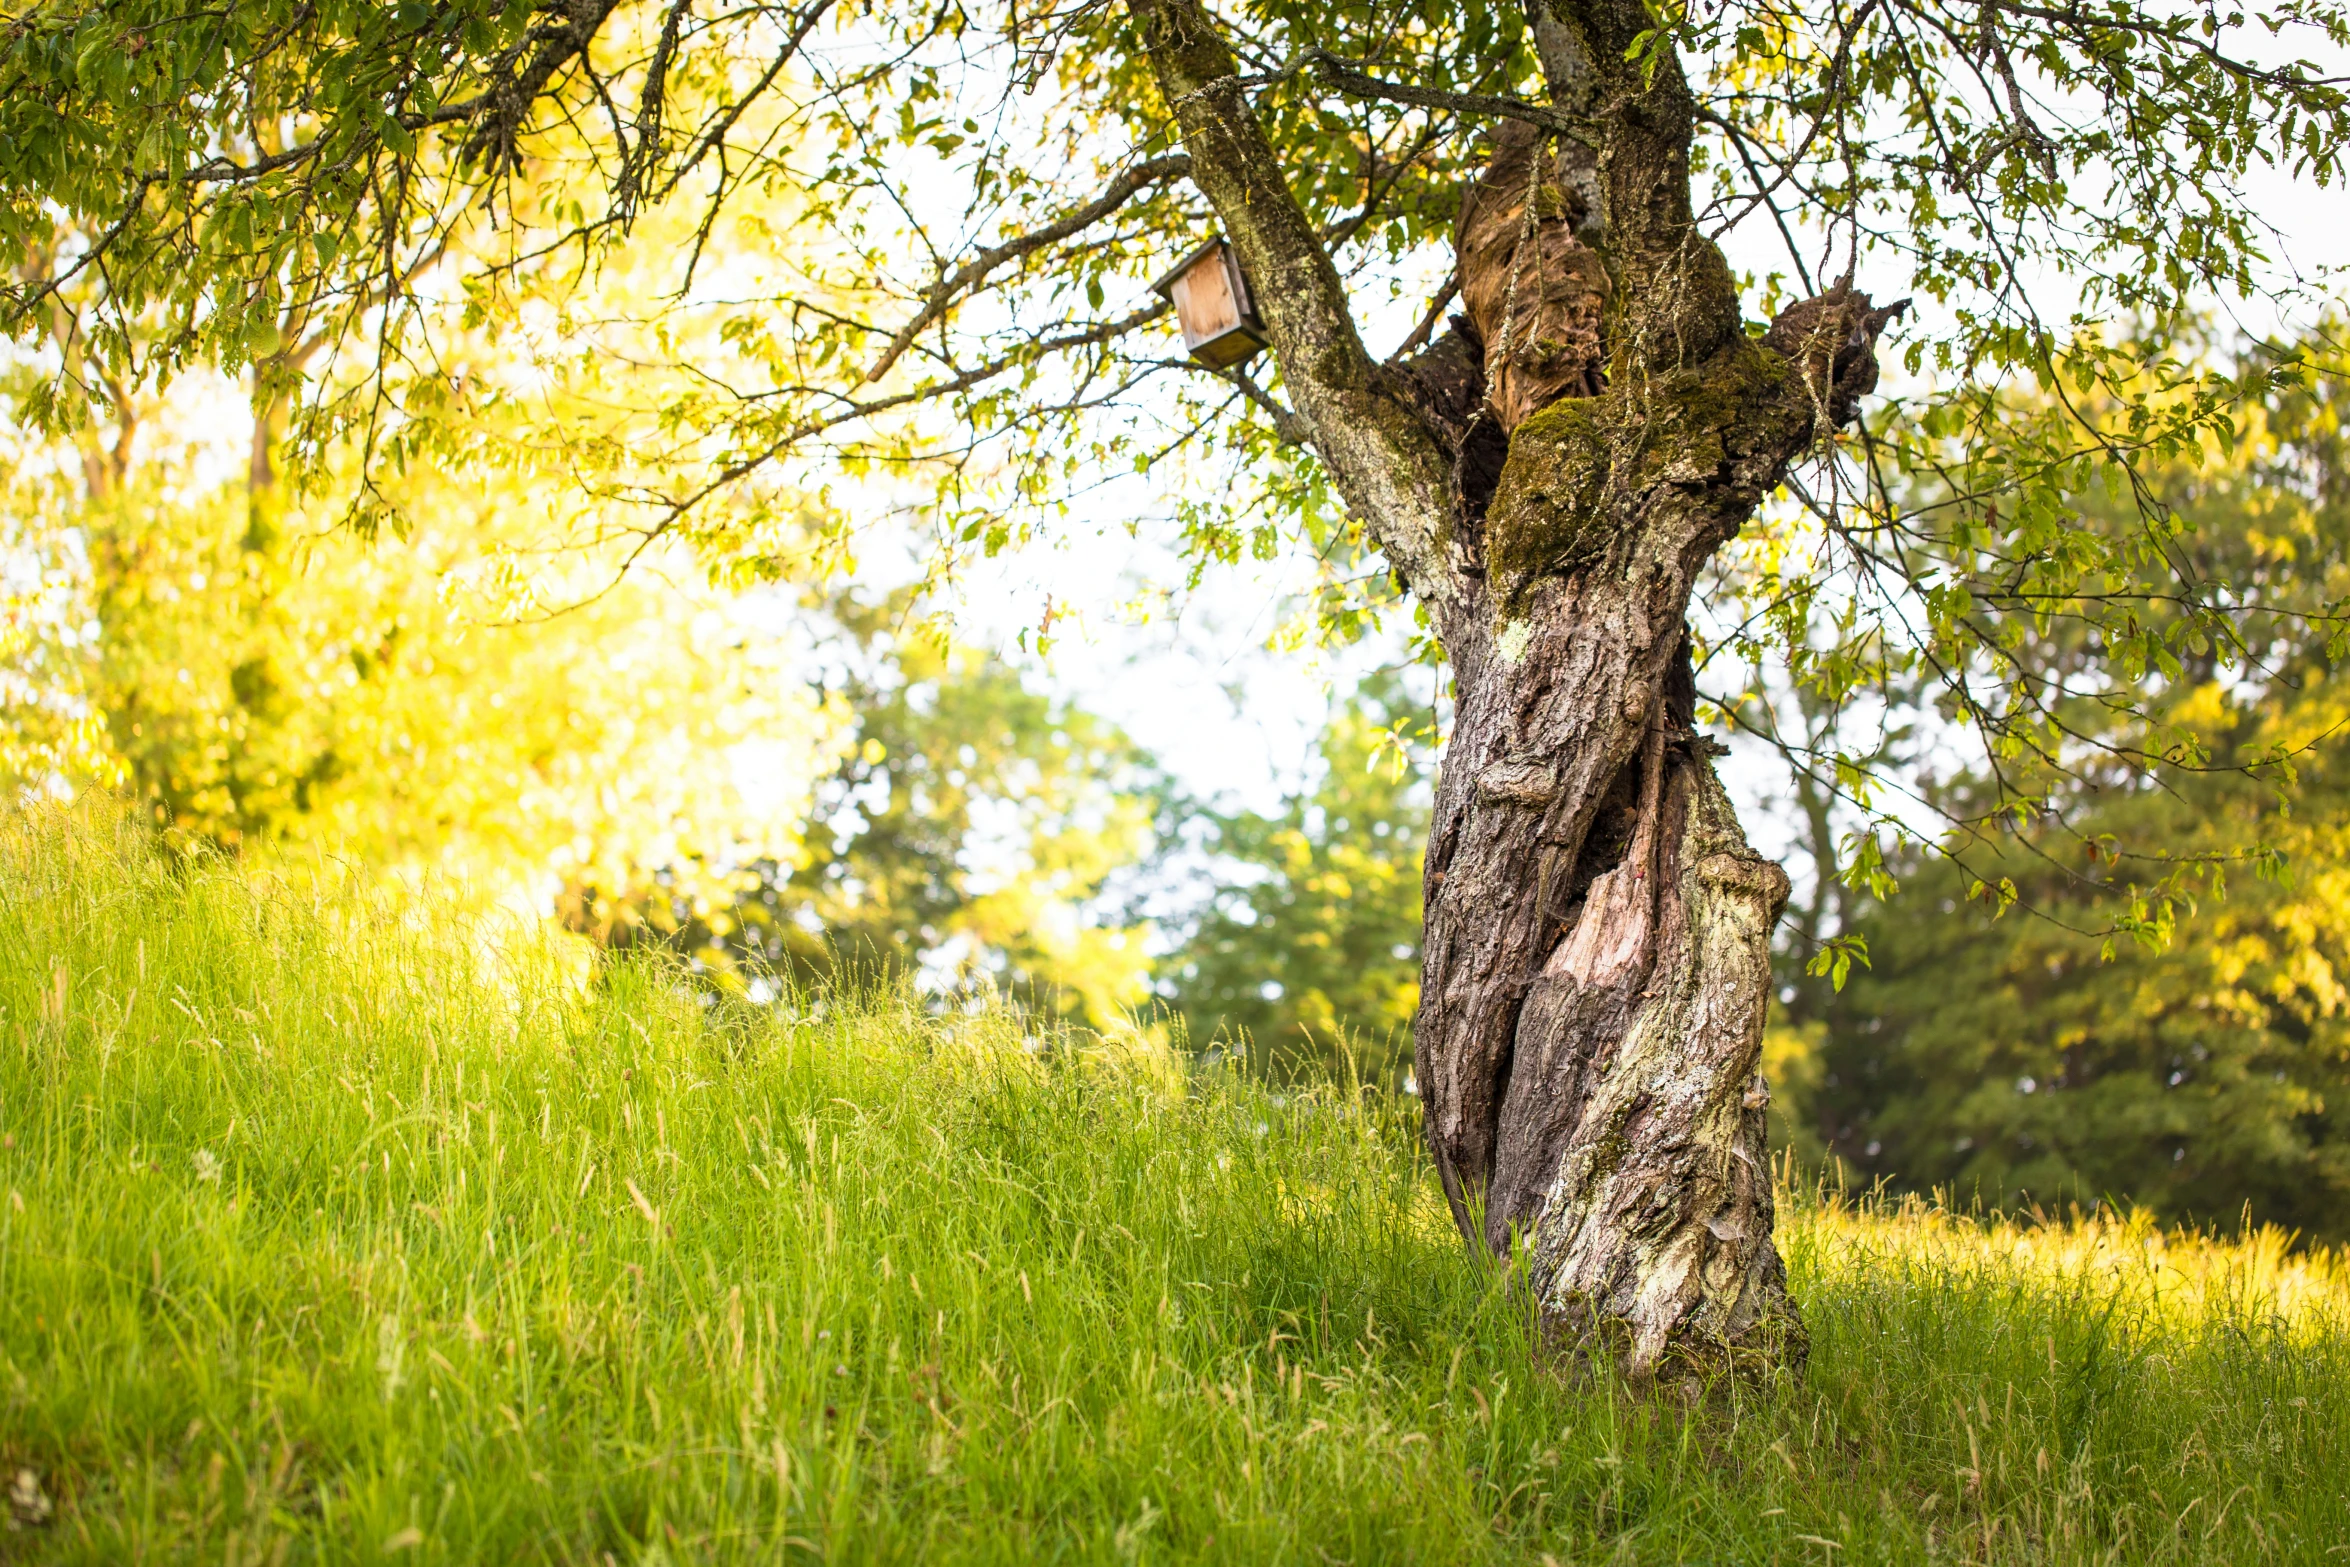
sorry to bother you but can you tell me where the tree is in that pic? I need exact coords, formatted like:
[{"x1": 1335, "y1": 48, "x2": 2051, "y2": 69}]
[
  {"x1": 8, "y1": 0, "x2": 2349, "y2": 1376},
  {"x1": 0, "y1": 357, "x2": 842, "y2": 905},
  {"x1": 1805, "y1": 754, "x2": 2350, "y2": 1241},
  {"x1": 590, "y1": 594, "x2": 1165, "y2": 1028},
  {"x1": 1788, "y1": 350, "x2": 2350, "y2": 1240},
  {"x1": 3, "y1": 214, "x2": 1159, "y2": 1015},
  {"x1": 1166, "y1": 670, "x2": 1430, "y2": 1084}
]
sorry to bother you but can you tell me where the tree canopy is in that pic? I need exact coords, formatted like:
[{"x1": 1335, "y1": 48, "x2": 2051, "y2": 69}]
[
  {"x1": 5, "y1": 0, "x2": 2347, "y2": 912},
  {"x1": 1772, "y1": 350, "x2": 2350, "y2": 1236},
  {"x1": 0, "y1": 364, "x2": 840, "y2": 900},
  {"x1": 595, "y1": 593, "x2": 1167, "y2": 1024}
]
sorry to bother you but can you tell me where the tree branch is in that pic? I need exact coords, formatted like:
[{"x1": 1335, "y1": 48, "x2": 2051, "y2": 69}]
[
  {"x1": 1535, "y1": 0, "x2": 1738, "y2": 365},
  {"x1": 865, "y1": 154, "x2": 1193, "y2": 384},
  {"x1": 1132, "y1": 0, "x2": 1459, "y2": 607},
  {"x1": 459, "y1": 0, "x2": 629, "y2": 173},
  {"x1": 1522, "y1": 2, "x2": 1606, "y2": 226},
  {"x1": 639, "y1": 300, "x2": 1175, "y2": 547},
  {"x1": 1221, "y1": 364, "x2": 1311, "y2": 446},
  {"x1": 1304, "y1": 48, "x2": 1594, "y2": 145},
  {"x1": 1388, "y1": 272, "x2": 1460, "y2": 361},
  {"x1": 651, "y1": 0, "x2": 842, "y2": 206}
]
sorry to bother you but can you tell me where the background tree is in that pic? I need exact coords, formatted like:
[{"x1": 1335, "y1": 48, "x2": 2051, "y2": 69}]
[
  {"x1": 0, "y1": 493, "x2": 113, "y2": 798},
  {"x1": 1786, "y1": 350, "x2": 2350, "y2": 1239},
  {"x1": 591, "y1": 593, "x2": 1166, "y2": 1027},
  {"x1": 1803, "y1": 746, "x2": 2350, "y2": 1241},
  {"x1": 1166, "y1": 670, "x2": 1431, "y2": 1084},
  {"x1": 7, "y1": 0, "x2": 2350, "y2": 1375},
  {"x1": 0, "y1": 358, "x2": 843, "y2": 906}
]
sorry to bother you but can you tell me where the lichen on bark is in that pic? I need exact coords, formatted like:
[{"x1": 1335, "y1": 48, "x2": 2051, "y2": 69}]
[{"x1": 1524, "y1": 756, "x2": 1804, "y2": 1380}]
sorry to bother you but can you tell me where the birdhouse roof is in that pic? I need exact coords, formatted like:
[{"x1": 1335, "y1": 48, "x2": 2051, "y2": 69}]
[{"x1": 1148, "y1": 237, "x2": 1232, "y2": 301}]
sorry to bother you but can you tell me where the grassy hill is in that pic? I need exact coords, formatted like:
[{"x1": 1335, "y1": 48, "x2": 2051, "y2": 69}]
[{"x1": 2, "y1": 809, "x2": 2346, "y2": 1563}]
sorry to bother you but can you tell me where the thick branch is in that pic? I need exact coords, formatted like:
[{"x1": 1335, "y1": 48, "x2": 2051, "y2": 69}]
[
  {"x1": 1761, "y1": 283, "x2": 1912, "y2": 433},
  {"x1": 1522, "y1": 2, "x2": 1606, "y2": 225},
  {"x1": 1132, "y1": 0, "x2": 1460, "y2": 607},
  {"x1": 865, "y1": 154, "x2": 1193, "y2": 383},
  {"x1": 460, "y1": 0, "x2": 628, "y2": 173},
  {"x1": 1524, "y1": 3, "x2": 1601, "y2": 113},
  {"x1": 1532, "y1": 0, "x2": 1738, "y2": 365}
]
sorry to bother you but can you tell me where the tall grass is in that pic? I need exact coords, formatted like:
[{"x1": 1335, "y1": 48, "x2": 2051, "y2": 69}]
[{"x1": 1, "y1": 806, "x2": 2345, "y2": 1563}]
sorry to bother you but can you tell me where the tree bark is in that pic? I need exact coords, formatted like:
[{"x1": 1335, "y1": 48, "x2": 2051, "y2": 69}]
[{"x1": 1136, "y1": 0, "x2": 1902, "y2": 1379}]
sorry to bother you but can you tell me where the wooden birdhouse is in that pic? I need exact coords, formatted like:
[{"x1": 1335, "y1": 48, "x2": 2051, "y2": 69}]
[{"x1": 1151, "y1": 238, "x2": 1267, "y2": 370}]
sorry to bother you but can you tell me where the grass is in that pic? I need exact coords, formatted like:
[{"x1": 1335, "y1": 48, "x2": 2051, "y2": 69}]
[{"x1": 1, "y1": 807, "x2": 2346, "y2": 1564}]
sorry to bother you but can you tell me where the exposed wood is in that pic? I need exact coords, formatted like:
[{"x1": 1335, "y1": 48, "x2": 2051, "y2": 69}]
[{"x1": 1453, "y1": 121, "x2": 1609, "y2": 430}]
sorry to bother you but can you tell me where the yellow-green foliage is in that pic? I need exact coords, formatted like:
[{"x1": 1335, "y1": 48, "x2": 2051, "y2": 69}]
[
  {"x1": 88, "y1": 483, "x2": 836, "y2": 892},
  {"x1": 749, "y1": 619, "x2": 1160, "y2": 1027},
  {"x1": 1799, "y1": 698, "x2": 2350, "y2": 1238},
  {"x1": 2, "y1": 806, "x2": 2346, "y2": 1563},
  {"x1": 1167, "y1": 676, "x2": 1428, "y2": 1083},
  {"x1": 1793, "y1": 366, "x2": 2350, "y2": 1238}
]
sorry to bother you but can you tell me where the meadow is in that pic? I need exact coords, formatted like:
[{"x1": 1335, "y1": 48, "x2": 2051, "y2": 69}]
[{"x1": 2, "y1": 808, "x2": 2346, "y2": 1564}]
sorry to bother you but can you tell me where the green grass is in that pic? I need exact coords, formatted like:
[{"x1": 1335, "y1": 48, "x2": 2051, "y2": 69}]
[{"x1": 2, "y1": 807, "x2": 2347, "y2": 1564}]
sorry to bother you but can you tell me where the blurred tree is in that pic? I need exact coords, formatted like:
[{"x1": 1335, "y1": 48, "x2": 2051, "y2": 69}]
[
  {"x1": 0, "y1": 455, "x2": 116, "y2": 797},
  {"x1": 581, "y1": 596, "x2": 1165, "y2": 1028},
  {"x1": 1791, "y1": 355, "x2": 2350, "y2": 1238},
  {"x1": 3, "y1": 210, "x2": 1166, "y2": 1017},
  {"x1": 0, "y1": 175, "x2": 878, "y2": 910},
  {"x1": 1164, "y1": 672, "x2": 1431, "y2": 1083},
  {"x1": 0, "y1": 369, "x2": 842, "y2": 908},
  {"x1": 81, "y1": 477, "x2": 836, "y2": 900}
]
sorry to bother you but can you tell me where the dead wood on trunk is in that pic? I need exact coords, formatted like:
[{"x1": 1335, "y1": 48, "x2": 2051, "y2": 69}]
[{"x1": 1455, "y1": 122, "x2": 1610, "y2": 432}]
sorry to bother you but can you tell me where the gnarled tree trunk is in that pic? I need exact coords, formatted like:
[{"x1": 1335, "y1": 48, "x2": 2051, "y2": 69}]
[
  {"x1": 1138, "y1": 0, "x2": 1902, "y2": 1378},
  {"x1": 1418, "y1": 469, "x2": 1804, "y2": 1380}
]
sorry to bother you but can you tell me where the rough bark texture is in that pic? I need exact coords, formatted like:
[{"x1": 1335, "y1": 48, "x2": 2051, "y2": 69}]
[{"x1": 1135, "y1": 0, "x2": 1904, "y2": 1380}]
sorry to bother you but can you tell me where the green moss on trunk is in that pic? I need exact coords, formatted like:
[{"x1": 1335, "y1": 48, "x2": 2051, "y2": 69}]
[{"x1": 1481, "y1": 343, "x2": 1791, "y2": 615}]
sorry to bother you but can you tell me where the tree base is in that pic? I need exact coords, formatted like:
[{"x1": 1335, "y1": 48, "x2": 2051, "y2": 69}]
[
  {"x1": 1520, "y1": 757, "x2": 1801, "y2": 1380},
  {"x1": 1540, "y1": 1285, "x2": 1808, "y2": 1389}
]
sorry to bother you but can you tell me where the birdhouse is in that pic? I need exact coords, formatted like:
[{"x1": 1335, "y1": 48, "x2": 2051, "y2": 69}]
[{"x1": 1151, "y1": 238, "x2": 1268, "y2": 370}]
